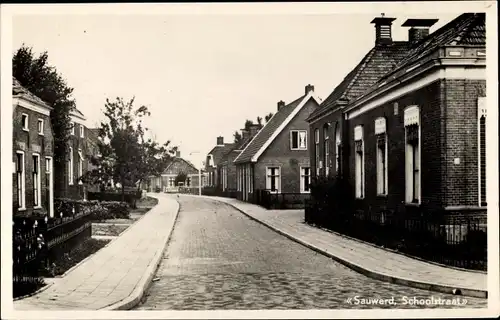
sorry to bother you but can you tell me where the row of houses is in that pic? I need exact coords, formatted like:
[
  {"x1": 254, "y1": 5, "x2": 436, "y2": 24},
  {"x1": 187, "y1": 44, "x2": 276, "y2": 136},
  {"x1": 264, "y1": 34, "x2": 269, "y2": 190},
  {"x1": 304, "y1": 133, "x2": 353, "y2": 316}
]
[
  {"x1": 12, "y1": 77, "x2": 100, "y2": 218},
  {"x1": 205, "y1": 13, "x2": 488, "y2": 218}
]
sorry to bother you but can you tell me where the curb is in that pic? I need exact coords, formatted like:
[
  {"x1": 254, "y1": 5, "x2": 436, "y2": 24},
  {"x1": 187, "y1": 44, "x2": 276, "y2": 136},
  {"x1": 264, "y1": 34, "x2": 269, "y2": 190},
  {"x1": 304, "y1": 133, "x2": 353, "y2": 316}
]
[
  {"x1": 100, "y1": 195, "x2": 181, "y2": 310},
  {"x1": 212, "y1": 198, "x2": 487, "y2": 299},
  {"x1": 13, "y1": 280, "x2": 55, "y2": 301}
]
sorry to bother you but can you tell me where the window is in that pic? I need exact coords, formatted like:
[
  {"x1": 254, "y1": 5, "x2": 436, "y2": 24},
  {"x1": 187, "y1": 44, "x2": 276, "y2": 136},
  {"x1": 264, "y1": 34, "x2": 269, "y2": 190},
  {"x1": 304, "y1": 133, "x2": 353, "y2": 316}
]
[
  {"x1": 186, "y1": 177, "x2": 191, "y2": 187},
  {"x1": 300, "y1": 167, "x2": 311, "y2": 193},
  {"x1": 290, "y1": 130, "x2": 307, "y2": 150},
  {"x1": 33, "y1": 154, "x2": 41, "y2": 207},
  {"x1": 404, "y1": 106, "x2": 421, "y2": 204},
  {"x1": 478, "y1": 97, "x2": 487, "y2": 206},
  {"x1": 68, "y1": 146, "x2": 74, "y2": 185},
  {"x1": 266, "y1": 166, "x2": 280, "y2": 193},
  {"x1": 334, "y1": 123, "x2": 341, "y2": 174},
  {"x1": 314, "y1": 129, "x2": 320, "y2": 176},
  {"x1": 80, "y1": 126, "x2": 85, "y2": 138},
  {"x1": 21, "y1": 114, "x2": 29, "y2": 131},
  {"x1": 169, "y1": 177, "x2": 175, "y2": 187},
  {"x1": 37, "y1": 119, "x2": 44, "y2": 135},
  {"x1": 375, "y1": 117, "x2": 388, "y2": 195},
  {"x1": 71, "y1": 122, "x2": 75, "y2": 135},
  {"x1": 16, "y1": 151, "x2": 26, "y2": 209},
  {"x1": 323, "y1": 124, "x2": 330, "y2": 176},
  {"x1": 354, "y1": 125, "x2": 364, "y2": 199},
  {"x1": 78, "y1": 149, "x2": 83, "y2": 184},
  {"x1": 45, "y1": 157, "x2": 53, "y2": 217}
]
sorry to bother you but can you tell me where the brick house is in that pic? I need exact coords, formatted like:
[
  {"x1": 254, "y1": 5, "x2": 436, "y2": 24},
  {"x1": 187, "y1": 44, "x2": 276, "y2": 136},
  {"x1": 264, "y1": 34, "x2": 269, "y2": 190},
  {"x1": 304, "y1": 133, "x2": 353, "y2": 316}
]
[
  {"x1": 307, "y1": 13, "x2": 487, "y2": 221},
  {"x1": 57, "y1": 107, "x2": 92, "y2": 200},
  {"x1": 147, "y1": 151, "x2": 203, "y2": 192},
  {"x1": 218, "y1": 124, "x2": 262, "y2": 192},
  {"x1": 204, "y1": 137, "x2": 234, "y2": 188},
  {"x1": 234, "y1": 85, "x2": 321, "y2": 202},
  {"x1": 12, "y1": 77, "x2": 55, "y2": 217}
]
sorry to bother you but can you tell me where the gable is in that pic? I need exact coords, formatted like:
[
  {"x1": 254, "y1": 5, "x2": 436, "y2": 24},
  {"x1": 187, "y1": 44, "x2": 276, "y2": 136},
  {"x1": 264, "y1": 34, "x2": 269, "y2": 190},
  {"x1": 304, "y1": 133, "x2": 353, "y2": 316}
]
[{"x1": 163, "y1": 158, "x2": 198, "y2": 175}]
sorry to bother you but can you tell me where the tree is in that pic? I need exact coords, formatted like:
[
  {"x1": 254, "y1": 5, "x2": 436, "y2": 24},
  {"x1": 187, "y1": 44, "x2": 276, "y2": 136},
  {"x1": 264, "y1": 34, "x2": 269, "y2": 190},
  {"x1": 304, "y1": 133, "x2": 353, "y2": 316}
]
[
  {"x1": 256, "y1": 116, "x2": 262, "y2": 126},
  {"x1": 265, "y1": 112, "x2": 273, "y2": 123},
  {"x1": 84, "y1": 97, "x2": 175, "y2": 201},
  {"x1": 13, "y1": 45, "x2": 74, "y2": 197},
  {"x1": 233, "y1": 131, "x2": 243, "y2": 143},
  {"x1": 244, "y1": 119, "x2": 254, "y2": 131}
]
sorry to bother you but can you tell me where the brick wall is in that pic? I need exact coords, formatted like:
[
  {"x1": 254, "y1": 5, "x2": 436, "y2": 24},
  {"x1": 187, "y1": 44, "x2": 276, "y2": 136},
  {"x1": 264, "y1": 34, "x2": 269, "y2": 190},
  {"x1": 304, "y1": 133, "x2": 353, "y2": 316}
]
[
  {"x1": 255, "y1": 98, "x2": 317, "y2": 193},
  {"x1": 13, "y1": 105, "x2": 54, "y2": 216}
]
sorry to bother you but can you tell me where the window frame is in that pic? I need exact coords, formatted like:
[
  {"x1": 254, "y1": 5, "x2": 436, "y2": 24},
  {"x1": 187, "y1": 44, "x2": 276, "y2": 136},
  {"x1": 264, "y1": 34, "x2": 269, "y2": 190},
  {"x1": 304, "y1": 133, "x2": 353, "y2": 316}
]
[
  {"x1": 404, "y1": 106, "x2": 421, "y2": 205},
  {"x1": 71, "y1": 122, "x2": 75, "y2": 135},
  {"x1": 32, "y1": 153, "x2": 42, "y2": 208},
  {"x1": 354, "y1": 125, "x2": 364, "y2": 199},
  {"x1": 314, "y1": 128, "x2": 320, "y2": 176},
  {"x1": 266, "y1": 166, "x2": 281, "y2": 193},
  {"x1": 78, "y1": 149, "x2": 84, "y2": 185},
  {"x1": 80, "y1": 125, "x2": 85, "y2": 138},
  {"x1": 323, "y1": 124, "x2": 330, "y2": 176},
  {"x1": 334, "y1": 122, "x2": 341, "y2": 174},
  {"x1": 68, "y1": 146, "x2": 74, "y2": 185},
  {"x1": 478, "y1": 97, "x2": 487, "y2": 206},
  {"x1": 290, "y1": 130, "x2": 308, "y2": 150},
  {"x1": 375, "y1": 117, "x2": 388, "y2": 196},
  {"x1": 16, "y1": 151, "x2": 26, "y2": 210},
  {"x1": 300, "y1": 166, "x2": 311, "y2": 193},
  {"x1": 21, "y1": 113, "x2": 29, "y2": 131},
  {"x1": 37, "y1": 118, "x2": 44, "y2": 135}
]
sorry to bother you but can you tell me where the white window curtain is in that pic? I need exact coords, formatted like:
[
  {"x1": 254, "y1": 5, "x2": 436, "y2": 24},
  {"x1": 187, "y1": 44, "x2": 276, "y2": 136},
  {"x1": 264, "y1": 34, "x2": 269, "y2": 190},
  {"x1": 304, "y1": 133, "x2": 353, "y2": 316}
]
[
  {"x1": 404, "y1": 106, "x2": 420, "y2": 204},
  {"x1": 478, "y1": 97, "x2": 487, "y2": 206},
  {"x1": 375, "y1": 117, "x2": 388, "y2": 195},
  {"x1": 68, "y1": 146, "x2": 74, "y2": 185},
  {"x1": 354, "y1": 125, "x2": 364, "y2": 198}
]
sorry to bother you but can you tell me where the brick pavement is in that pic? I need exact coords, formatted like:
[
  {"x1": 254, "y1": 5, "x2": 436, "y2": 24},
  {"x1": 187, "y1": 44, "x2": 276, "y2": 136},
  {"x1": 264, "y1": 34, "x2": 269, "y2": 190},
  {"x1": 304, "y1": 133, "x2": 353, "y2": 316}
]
[
  {"x1": 137, "y1": 196, "x2": 486, "y2": 310},
  {"x1": 193, "y1": 195, "x2": 488, "y2": 299},
  {"x1": 13, "y1": 194, "x2": 179, "y2": 311}
]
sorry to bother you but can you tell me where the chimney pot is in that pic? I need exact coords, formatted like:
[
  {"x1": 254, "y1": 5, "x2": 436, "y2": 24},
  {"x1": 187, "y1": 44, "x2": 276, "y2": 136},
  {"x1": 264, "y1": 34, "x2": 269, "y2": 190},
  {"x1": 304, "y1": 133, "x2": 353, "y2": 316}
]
[
  {"x1": 402, "y1": 19, "x2": 438, "y2": 44},
  {"x1": 305, "y1": 84, "x2": 315, "y2": 95},
  {"x1": 216, "y1": 136, "x2": 224, "y2": 146},
  {"x1": 370, "y1": 16, "x2": 396, "y2": 45},
  {"x1": 277, "y1": 100, "x2": 285, "y2": 111}
]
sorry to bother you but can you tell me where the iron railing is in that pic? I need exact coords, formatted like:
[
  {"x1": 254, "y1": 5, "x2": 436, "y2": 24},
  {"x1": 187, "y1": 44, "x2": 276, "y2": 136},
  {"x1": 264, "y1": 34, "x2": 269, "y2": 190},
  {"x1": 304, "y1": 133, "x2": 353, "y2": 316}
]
[
  {"x1": 305, "y1": 200, "x2": 487, "y2": 271},
  {"x1": 252, "y1": 189, "x2": 310, "y2": 209}
]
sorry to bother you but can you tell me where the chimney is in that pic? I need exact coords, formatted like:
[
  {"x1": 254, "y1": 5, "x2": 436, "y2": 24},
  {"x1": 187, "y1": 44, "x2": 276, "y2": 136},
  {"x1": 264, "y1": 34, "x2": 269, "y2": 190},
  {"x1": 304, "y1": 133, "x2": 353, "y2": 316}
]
[
  {"x1": 305, "y1": 84, "x2": 315, "y2": 95},
  {"x1": 248, "y1": 124, "x2": 261, "y2": 137},
  {"x1": 402, "y1": 18, "x2": 438, "y2": 44},
  {"x1": 241, "y1": 129, "x2": 250, "y2": 141},
  {"x1": 175, "y1": 150, "x2": 180, "y2": 158},
  {"x1": 370, "y1": 15, "x2": 396, "y2": 45},
  {"x1": 216, "y1": 136, "x2": 224, "y2": 146},
  {"x1": 277, "y1": 100, "x2": 285, "y2": 111}
]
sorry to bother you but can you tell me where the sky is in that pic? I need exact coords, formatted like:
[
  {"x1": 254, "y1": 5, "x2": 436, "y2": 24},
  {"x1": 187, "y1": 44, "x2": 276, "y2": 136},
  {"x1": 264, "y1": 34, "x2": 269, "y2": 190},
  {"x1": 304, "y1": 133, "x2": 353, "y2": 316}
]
[{"x1": 11, "y1": 8, "x2": 461, "y2": 167}]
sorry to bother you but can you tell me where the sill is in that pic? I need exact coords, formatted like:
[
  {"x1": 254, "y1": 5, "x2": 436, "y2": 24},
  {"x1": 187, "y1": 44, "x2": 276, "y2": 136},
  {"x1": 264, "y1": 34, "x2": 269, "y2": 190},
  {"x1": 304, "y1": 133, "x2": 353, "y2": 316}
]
[
  {"x1": 301, "y1": 191, "x2": 311, "y2": 194},
  {"x1": 69, "y1": 183, "x2": 74, "y2": 186},
  {"x1": 405, "y1": 202, "x2": 420, "y2": 207},
  {"x1": 38, "y1": 133, "x2": 44, "y2": 136},
  {"x1": 22, "y1": 128, "x2": 29, "y2": 132},
  {"x1": 290, "y1": 148, "x2": 307, "y2": 151},
  {"x1": 355, "y1": 197, "x2": 365, "y2": 200},
  {"x1": 34, "y1": 206, "x2": 43, "y2": 209},
  {"x1": 17, "y1": 207, "x2": 26, "y2": 211},
  {"x1": 376, "y1": 194, "x2": 388, "y2": 198}
]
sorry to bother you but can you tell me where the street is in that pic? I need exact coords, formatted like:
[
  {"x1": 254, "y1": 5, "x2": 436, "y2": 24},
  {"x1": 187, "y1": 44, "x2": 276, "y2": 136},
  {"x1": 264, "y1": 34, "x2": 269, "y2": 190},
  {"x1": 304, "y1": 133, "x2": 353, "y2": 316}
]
[{"x1": 135, "y1": 195, "x2": 487, "y2": 310}]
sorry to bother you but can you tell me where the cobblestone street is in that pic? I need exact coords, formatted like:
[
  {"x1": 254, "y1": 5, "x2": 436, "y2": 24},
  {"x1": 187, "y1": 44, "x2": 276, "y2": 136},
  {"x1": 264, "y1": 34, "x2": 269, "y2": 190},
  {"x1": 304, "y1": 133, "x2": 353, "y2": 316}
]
[{"x1": 135, "y1": 196, "x2": 487, "y2": 310}]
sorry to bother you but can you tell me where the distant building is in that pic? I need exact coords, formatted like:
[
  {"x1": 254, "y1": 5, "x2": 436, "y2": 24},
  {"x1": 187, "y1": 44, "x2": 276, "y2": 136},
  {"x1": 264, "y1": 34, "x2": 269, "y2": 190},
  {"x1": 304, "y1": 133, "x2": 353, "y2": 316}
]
[
  {"x1": 234, "y1": 85, "x2": 321, "y2": 202},
  {"x1": 12, "y1": 77, "x2": 55, "y2": 217},
  {"x1": 204, "y1": 137, "x2": 234, "y2": 188}
]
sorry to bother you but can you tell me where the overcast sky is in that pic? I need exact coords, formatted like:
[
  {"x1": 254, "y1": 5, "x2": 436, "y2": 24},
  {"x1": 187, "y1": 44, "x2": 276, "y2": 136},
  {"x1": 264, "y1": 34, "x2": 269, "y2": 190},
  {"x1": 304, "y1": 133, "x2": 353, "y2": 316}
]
[{"x1": 10, "y1": 5, "x2": 469, "y2": 167}]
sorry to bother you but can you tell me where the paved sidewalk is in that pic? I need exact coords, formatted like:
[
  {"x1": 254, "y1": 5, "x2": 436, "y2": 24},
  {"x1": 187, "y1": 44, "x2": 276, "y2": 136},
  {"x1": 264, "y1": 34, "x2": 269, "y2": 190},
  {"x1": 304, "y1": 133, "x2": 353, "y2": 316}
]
[
  {"x1": 194, "y1": 195, "x2": 488, "y2": 299},
  {"x1": 14, "y1": 194, "x2": 179, "y2": 310}
]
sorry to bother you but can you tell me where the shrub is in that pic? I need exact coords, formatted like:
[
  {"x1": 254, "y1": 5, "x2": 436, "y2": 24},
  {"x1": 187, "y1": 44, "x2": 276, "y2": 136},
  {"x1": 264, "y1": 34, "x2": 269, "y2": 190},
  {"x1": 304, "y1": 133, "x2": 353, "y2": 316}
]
[{"x1": 101, "y1": 201, "x2": 130, "y2": 219}]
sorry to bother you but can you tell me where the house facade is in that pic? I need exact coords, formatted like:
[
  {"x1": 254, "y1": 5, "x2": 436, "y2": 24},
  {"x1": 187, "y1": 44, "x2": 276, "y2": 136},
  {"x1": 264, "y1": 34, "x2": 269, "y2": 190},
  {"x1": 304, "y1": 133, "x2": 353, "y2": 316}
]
[
  {"x1": 218, "y1": 124, "x2": 262, "y2": 192},
  {"x1": 12, "y1": 77, "x2": 55, "y2": 217},
  {"x1": 307, "y1": 13, "x2": 487, "y2": 219},
  {"x1": 147, "y1": 151, "x2": 204, "y2": 192},
  {"x1": 205, "y1": 136, "x2": 234, "y2": 188},
  {"x1": 57, "y1": 108, "x2": 92, "y2": 200},
  {"x1": 234, "y1": 85, "x2": 321, "y2": 202}
]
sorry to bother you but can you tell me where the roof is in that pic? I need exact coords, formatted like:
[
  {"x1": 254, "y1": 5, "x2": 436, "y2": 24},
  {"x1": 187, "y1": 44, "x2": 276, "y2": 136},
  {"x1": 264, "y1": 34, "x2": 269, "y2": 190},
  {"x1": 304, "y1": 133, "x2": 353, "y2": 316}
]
[
  {"x1": 219, "y1": 128, "x2": 261, "y2": 165},
  {"x1": 307, "y1": 41, "x2": 410, "y2": 121},
  {"x1": 163, "y1": 157, "x2": 199, "y2": 174},
  {"x1": 207, "y1": 143, "x2": 235, "y2": 166},
  {"x1": 380, "y1": 13, "x2": 485, "y2": 80},
  {"x1": 234, "y1": 92, "x2": 320, "y2": 164},
  {"x1": 12, "y1": 77, "x2": 52, "y2": 109}
]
